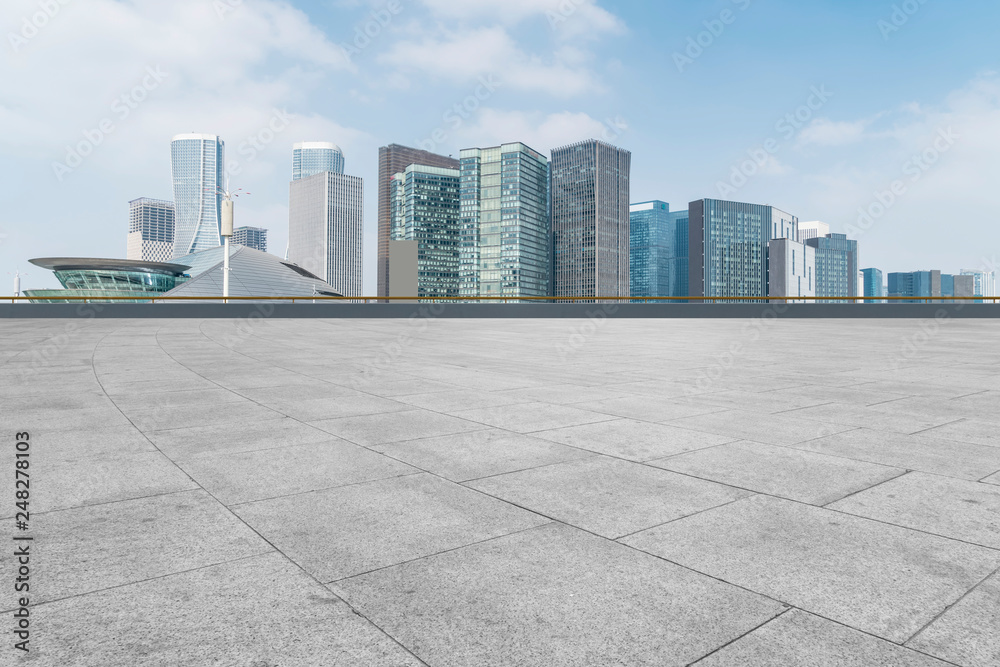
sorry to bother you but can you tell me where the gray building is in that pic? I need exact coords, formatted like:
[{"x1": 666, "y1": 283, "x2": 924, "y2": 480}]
[
  {"x1": 170, "y1": 134, "x2": 225, "y2": 258},
  {"x1": 293, "y1": 141, "x2": 345, "y2": 180},
  {"x1": 688, "y1": 199, "x2": 799, "y2": 299},
  {"x1": 459, "y1": 142, "x2": 549, "y2": 300},
  {"x1": 804, "y1": 234, "x2": 859, "y2": 300},
  {"x1": 767, "y1": 238, "x2": 815, "y2": 301},
  {"x1": 378, "y1": 145, "x2": 460, "y2": 298},
  {"x1": 389, "y1": 164, "x2": 461, "y2": 299},
  {"x1": 288, "y1": 171, "x2": 363, "y2": 297},
  {"x1": 232, "y1": 226, "x2": 268, "y2": 253},
  {"x1": 551, "y1": 140, "x2": 631, "y2": 298},
  {"x1": 127, "y1": 198, "x2": 175, "y2": 262},
  {"x1": 889, "y1": 270, "x2": 974, "y2": 302}
]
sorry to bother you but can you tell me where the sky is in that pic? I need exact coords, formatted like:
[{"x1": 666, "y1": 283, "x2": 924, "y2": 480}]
[{"x1": 2, "y1": 0, "x2": 999, "y2": 293}]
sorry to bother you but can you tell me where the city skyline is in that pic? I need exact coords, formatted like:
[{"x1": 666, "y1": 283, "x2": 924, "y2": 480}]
[{"x1": 3, "y1": 0, "x2": 999, "y2": 292}]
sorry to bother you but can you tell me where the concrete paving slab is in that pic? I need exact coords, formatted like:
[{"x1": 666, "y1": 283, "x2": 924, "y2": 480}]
[
  {"x1": 794, "y1": 428, "x2": 1000, "y2": 481},
  {"x1": 919, "y1": 418, "x2": 1000, "y2": 448},
  {"x1": 177, "y1": 440, "x2": 419, "y2": 505},
  {"x1": 908, "y1": 572, "x2": 1000, "y2": 667},
  {"x1": 264, "y1": 393, "x2": 413, "y2": 421},
  {"x1": 829, "y1": 472, "x2": 1000, "y2": 548},
  {"x1": 782, "y1": 402, "x2": 960, "y2": 435},
  {"x1": 375, "y1": 428, "x2": 594, "y2": 482},
  {"x1": 452, "y1": 402, "x2": 617, "y2": 433},
  {"x1": 622, "y1": 495, "x2": 1000, "y2": 642},
  {"x1": 121, "y1": 400, "x2": 283, "y2": 432},
  {"x1": 29, "y1": 553, "x2": 425, "y2": 667},
  {"x1": 309, "y1": 409, "x2": 488, "y2": 447},
  {"x1": 233, "y1": 473, "x2": 548, "y2": 581},
  {"x1": 22, "y1": 490, "x2": 270, "y2": 606},
  {"x1": 144, "y1": 415, "x2": 333, "y2": 458},
  {"x1": 333, "y1": 522, "x2": 786, "y2": 667},
  {"x1": 530, "y1": 418, "x2": 736, "y2": 462},
  {"x1": 1, "y1": 406, "x2": 133, "y2": 433},
  {"x1": 571, "y1": 394, "x2": 726, "y2": 423},
  {"x1": 468, "y1": 456, "x2": 752, "y2": 539},
  {"x1": 652, "y1": 440, "x2": 904, "y2": 505},
  {"x1": 668, "y1": 409, "x2": 856, "y2": 446},
  {"x1": 394, "y1": 388, "x2": 533, "y2": 413},
  {"x1": 693, "y1": 609, "x2": 951, "y2": 666}
]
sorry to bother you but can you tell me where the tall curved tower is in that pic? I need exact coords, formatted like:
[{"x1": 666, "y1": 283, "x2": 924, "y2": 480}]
[
  {"x1": 292, "y1": 141, "x2": 345, "y2": 180},
  {"x1": 170, "y1": 134, "x2": 225, "y2": 258}
]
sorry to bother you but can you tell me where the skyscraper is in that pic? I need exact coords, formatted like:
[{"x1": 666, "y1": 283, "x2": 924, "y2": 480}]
[
  {"x1": 550, "y1": 140, "x2": 631, "y2": 298},
  {"x1": 960, "y1": 269, "x2": 996, "y2": 298},
  {"x1": 293, "y1": 142, "x2": 345, "y2": 180},
  {"x1": 862, "y1": 268, "x2": 885, "y2": 302},
  {"x1": 170, "y1": 134, "x2": 225, "y2": 258},
  {"x1": 288, "y1": 171, "x2": 363, "y2": 297},
  {"x1": 629, "y1": 201, "x2": 688, "y2": 299},
  {"x1": 798, "y1": 221, "x2": 830, "y2": 241},
  {"x1": 688, "y1": 199, "x2": 799, "y2": 299},
  {"x1": 768, "y1": 238, "x2": 815, "y2": 301},
  {"x1": 127, "y1": 198, "x2": 175, "y2": 262},
  {"x1": 232, "y1": 226, "x2": 268, "y2": 253},
  {"x1": 804, "y1": 234, "x2": 859, "y2": 300},
  {"x1": 459, "y1": 142, "x2": 550, "y2": 300},
  {"x1": 377, "y1": 145, "x2": 460, "y2": 298},
  {"x1": 389, "y1": 164, "x2": 461, "y2": 299}
]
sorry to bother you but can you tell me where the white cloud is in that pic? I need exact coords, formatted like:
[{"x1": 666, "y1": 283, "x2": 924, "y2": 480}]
[
  {"x1": 417, "y1": 0, "x2": 626, "y2": 39},
  {"x1": 797, "y1": 119, "x2": 870, "y2": 147},
  {"x1": 450, "y1": 109, "x2": 616, "y2": 155}
]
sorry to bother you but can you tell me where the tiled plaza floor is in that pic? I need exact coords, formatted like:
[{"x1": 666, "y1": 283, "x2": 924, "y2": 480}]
[{"x1": 2, "y1": 317, "x2": 999, "y2": 666}]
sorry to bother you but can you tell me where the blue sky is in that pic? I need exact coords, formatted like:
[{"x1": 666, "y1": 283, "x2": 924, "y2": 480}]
[{"x1": 2, "y1": 0, "x2": 999, "y2": 292}]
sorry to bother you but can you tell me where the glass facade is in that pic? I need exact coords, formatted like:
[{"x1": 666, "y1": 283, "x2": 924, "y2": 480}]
[
  {"x1": 862, "y1": 268, "x2": 885, "y2": 302},
  {"x1": 689, "y1": 199, "x2": 798, "y2": 299},
  {"x1": 551, "y1": 140, "x2": 631, "y2": 298},
  {"x1": 170, "y1": 134, "x2": 224, "y2": 258},
  {"x1": 25, "y1": 258, "x2": 190, "y2": 303},
  {"x1": 292, "y1": 142, "x2": 345, "y2": 180},
  {"x1": 459, "y1": 143, "x2": 549, "y2": 300},
  {"x1": 629, "y1": 201, "x2": 688, "y2": 299},
  {"x1": 390, "y1": 165, "x2": 461, "y2": 299},
  {"x1": 804, "y1": 233, "x2": 859, "y2": 301}
]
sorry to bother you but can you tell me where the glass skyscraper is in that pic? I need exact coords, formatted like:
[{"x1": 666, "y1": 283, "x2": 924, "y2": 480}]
[
  {"x1": 459, "y1": 143, "x2": 549, "y2": 299},
  {"x1": 551, "y1": 140, "x2": 631, "y2": 298},
  {"x1": 862, "y1": 268, "x2": 885, "y2": 302},
  {"x1": 688, "y1": 199, "x2": 798, "y2": 299},
  {"x1": 629, "y1": 201, "x2": 688, "y2": 299},
  {"x1": 170, "y1": 134, "x2": 225, "y2": 258},
  {"x1": 293, "y1": 142, "x2": 345, "y2": 180},
  {"x1": 804, "y1": 233, "x2": 859, "y2": 300},
  {"x1": 389, "y1": 165, "x2": 461, "y2": 299},
  {"x1": 960, "y1": 269, "x2": 996, "y2": 299}
]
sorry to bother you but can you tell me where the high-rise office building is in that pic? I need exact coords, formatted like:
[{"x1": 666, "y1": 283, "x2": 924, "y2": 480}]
[
  {"x1": 960, "y1": 269, "x2": 996, "y2": 298},
  {"x1": 288, "y1": 171, "x2": 363, "y2": 297},
  {"x1": 170, "y1": 134, "x2": 225, "y2": 258},
  {"x1": 389, "y1": 164, "x2": 461, "y2": 299},
  {"x1": 459, "y1": 142, "x2": 550, "y2": 299},
  {"x1": 127, "y1": 198, "x2": 175, "y2": 262},
  {"x1": 688, "y1": 199, "x2": 799, "y2": 299},
  {"x1": 377, "y1": 145, "x2": 460, "y2": 298},
  {"x1": 804, "y1": 234, "x2": 859, "y2": 300},
  {"x1": 232, "y1": 226, "x2": 268, "y2": 253},
  {"x1": 629, "y1": 201, "x2": 688, "y2": 299},
  {"x1": 293, "y1": 142, "x2": 345, "y2": 180},
  {"x1": 767, "y1": 238, "x2": 815, "y2": 301},
  {"x1": 862, "y1": 268, "x2": 885, "y2": 302},
  {"x1": 551, "y1": 140, "x2": 631, "y2": 298},
  {"x1": 798, "y1": 221, "x2": 830, "y2": 241},
  {"x1": 888, "y1": 270, "x2": 973, "y2": 302}
]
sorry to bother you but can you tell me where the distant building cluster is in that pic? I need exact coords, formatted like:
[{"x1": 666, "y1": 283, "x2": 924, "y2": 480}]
[{"x1": 31, "y1": 132, "x2": 997, "y2": 303}]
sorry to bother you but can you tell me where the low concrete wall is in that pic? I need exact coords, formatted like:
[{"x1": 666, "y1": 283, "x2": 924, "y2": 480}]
[{"x1": 2, "y1": 303, "x2": 999, "y2": 319}]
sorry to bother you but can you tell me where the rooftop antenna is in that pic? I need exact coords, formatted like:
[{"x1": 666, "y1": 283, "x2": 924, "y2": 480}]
[
  {"x1": 216, "y1": 181, "x2": 251, "y2": 301},
  {"x1": 8, "y1": 269, "x2": 27, "y2": 301}
]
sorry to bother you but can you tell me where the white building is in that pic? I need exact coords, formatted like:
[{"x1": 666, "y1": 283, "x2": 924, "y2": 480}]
[
  {"x1": 768, "y1": 238, "x2": 815, "y2": 301},
  {"x1": 960, "y1": 269, "x2": 996, "y2": 298},
  {"x1": 127, "y1": 198, "x2": 175, "y2": 262},
  {"x1": 288, "y1": 171, "x2": 363, "y2": 297},
  {"x1": 798, "y1": 221, "x2": 830, "y2": 241}
]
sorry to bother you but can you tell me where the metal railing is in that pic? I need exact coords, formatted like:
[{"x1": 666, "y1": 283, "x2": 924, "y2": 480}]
[{"x1": 5, "y1": 296, "x2": 1000, "y2": 305}]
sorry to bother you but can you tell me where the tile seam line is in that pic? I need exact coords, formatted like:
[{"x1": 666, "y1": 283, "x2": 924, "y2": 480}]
[
  {"x1": 685, "y1": 607, "x2": 793, "y2": 666},
  {"x1": 142, "y1": 323, "x2": 435, "y2": 667},
  {"x1": 904, "y1": 563, "x2": 1000, "y2": 646},
  {"x1": 227, "y1": 470, "x2": 427, "y2": 508}
]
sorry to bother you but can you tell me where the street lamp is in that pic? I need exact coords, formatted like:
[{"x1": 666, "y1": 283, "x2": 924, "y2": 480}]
[{"x1": 217, "y1": 184, "x2": 250, "y2": 301}]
